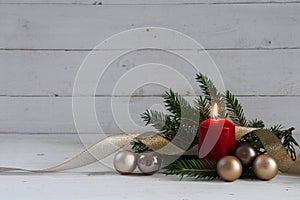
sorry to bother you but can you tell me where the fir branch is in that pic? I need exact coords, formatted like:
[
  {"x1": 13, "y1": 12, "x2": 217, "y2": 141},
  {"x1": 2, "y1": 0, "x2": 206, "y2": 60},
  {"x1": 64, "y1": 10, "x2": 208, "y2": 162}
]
[
  {"x1": 195, "y1": 73, "x2": 226, "y2": 117},
  {"x1": 133, "y1": 110, "x2": 177, "y2": 153},
  {"x1": 195, "y1": 73, "x2": 221, "y2": 102},
  {"x1": 269, "y1": 124, "x2": 285, "y2": 137},
  {"x1": 225, "y1": 90, "x2": 248, "y2": 126},
  {"x1": 194, "y1": 96, "x2": 211, "y2": 123},
  {"x1": 240, "y1": 167, "x2": 256, "y2": 179},
  {"x1": 141, "y1": 110, "x2": 177, "y2": 140},
  {"x1": 269, "y1": 125, "x2": 299, "y2": 160},
  {"x1": 163, "y1": 89, "x2": 182, "y2": 117},
  {"x1": 141, "y1": 110, "x2": 166, "y2": 128},
  {"x1": 283, "y1": 131, "x2": 299, "y2": 161},
  {"x1": 137, "y1": 91, "x2": 200, "y2": 152},
  {"x1": 248, "y1": 119, "x2": 265, "y2": 128},
  {"x1": 160, "y1": 90, "x2": 200, "y2": 149},
  {"x1": 164, "y1": 89, "x2": 199, "y2": 123},
  {"x1": 164, "y1": 159, "x2": 218, "y2": 180},
  {"x1": 172, "y1": 117, "x2": 199, "y2": 150},
  {"x1": 131, "y1": 139, "x2": 150, "y2": 153}
]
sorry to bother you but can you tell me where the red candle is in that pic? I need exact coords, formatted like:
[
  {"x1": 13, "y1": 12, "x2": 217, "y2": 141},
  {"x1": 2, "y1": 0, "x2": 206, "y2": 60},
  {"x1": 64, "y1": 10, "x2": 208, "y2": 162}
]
[{"x1": 198, "y1": 103, "x2": 235, "y2": 161}]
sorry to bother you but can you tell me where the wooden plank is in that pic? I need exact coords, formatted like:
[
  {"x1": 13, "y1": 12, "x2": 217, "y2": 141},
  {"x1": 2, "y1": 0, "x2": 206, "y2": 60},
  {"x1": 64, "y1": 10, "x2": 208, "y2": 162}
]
[
  {"x1": 1, "y1": 49, "x2": 299, "y2": 96},
  {"x1": 0, "y1": 173, "x2": 299, "y2": 200},
  {"x1": 0, "y1": 51, "x2": 87, "y2": 96},
  {"x1": 0, "y1": 96, "x2": 299, "y2": 134},
  {"x1": 0, "y1": 4, "x2": 299, "y2": 49},
  {"x1": 0, "y1": 0, "x2": 299, "y2": 5}
]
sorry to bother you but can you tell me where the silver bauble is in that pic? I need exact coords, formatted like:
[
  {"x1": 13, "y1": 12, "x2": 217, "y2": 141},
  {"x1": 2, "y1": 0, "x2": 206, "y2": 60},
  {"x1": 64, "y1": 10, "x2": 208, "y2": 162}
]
[
  {"x1": 137, "y1": 152, "x2": 161, "y2": 175},
  {"x1": 113, "y1": 150, "x2": 137, "y2": 175}
]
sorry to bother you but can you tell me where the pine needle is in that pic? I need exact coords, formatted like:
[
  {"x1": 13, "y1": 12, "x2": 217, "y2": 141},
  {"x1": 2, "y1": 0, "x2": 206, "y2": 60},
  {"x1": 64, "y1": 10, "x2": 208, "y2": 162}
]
[
  {"x1": 248, "y1": 119, "x2": 265, "y2": 128},
  {"x1": 194, "y1": 96, "x2": 211, "y2": 123},
  {"x1": 163, "y1": 89, "x2": 199, "y2": 122},
  {"x1": 164, "y1": 159, "x2": 218, "y2": 180},
  {"x1": 195, "y1": 73, "x2": 226, "y2": 118},
  {"x1": 269, "y1": 125, "x2": 299, "y2": 160},
  {"x1": 225, "y1": 90, "x2": 248, "y2": 126},
  {"x1": 195, "y1": 73, "x2": 220, "y2": 102}
]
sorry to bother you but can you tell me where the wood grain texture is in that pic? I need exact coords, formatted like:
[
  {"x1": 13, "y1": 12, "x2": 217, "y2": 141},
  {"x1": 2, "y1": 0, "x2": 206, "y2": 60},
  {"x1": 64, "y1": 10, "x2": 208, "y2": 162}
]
[
  {"x1": 0, "y1": 173, "x2": 299, "y2": 200},
  {"x1": 1, "y1": 49, "x2": 299, "y2": 96},
  {"x1": 0, "y1": 4, "x2": 299, "y2": 49},
  {"x1": 0, "y1": 96, "x2": 299, "y2": 134},
  {"x1": 0, "y1": 2, "x2": 299, "y2": 135}
]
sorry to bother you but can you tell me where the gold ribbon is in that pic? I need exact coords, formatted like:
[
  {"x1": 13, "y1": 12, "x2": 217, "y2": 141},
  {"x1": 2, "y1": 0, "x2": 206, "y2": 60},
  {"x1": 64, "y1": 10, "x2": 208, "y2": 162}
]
[
  {"x1": 235, "y1": 127, "x2": 300, "y2": 175},
  {"x1": 0, "y1": 127, "x2": 299, "y2": 175}
]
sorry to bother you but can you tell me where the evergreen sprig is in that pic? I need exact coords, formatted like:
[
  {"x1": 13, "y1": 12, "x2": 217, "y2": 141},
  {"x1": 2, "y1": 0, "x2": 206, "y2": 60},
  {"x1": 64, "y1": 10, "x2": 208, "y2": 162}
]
[
  {"x1": 282, "y1": 128, "x2": 299, "y2": 161},
  {"x1": 141, "y1": 109, "x2": 177, "y2": 140},
  {"x1": 225, "y1": 90, "x2": 248, "y2": 127},
  {"x1": 164, "y1": 159, "x2": 218, "y2": 180},
  {"x1": 269, "y1": 125, "x2": 299, "y2": 160},
  {"x1": 248, "y1": 119, "x2": 265, "y2": 128},
  {"x1": 195, "y1": 73, "x2": 226, "y2": 117},
  {"x1": 194, "y1": 96, "x2": 211, "y2": 123},
  {"x1": 131, "y1": 138, "x2": 150, "y2": 153},
  {"x1": 195, "y1": 73, "x2": 221, "y2": 102},
  {"x1": 132, "y1": 109, "x2": 177, "y2": 153},
  {"x1": 132, "y1": 89, "x2": 200, "y2": 153}
]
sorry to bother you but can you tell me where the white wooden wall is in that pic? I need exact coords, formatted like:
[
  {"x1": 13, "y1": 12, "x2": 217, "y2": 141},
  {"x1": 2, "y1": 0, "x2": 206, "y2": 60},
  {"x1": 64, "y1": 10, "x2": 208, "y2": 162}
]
[{"x1": 0, "y1": 0, "x2": 300, "y2": 137}]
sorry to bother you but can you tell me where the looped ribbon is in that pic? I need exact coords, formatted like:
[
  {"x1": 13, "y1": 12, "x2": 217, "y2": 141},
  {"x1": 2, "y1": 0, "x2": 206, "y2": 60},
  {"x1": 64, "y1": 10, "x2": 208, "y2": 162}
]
[{"x1": 0, "y1": 127, "x2": 300, "y2": 175}]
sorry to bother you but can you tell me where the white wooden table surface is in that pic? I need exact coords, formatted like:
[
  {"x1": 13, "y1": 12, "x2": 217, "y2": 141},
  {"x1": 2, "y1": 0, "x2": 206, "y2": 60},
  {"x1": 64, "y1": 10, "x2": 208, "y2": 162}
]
[
  {"x1": 0, "y1": 134, "x2": 299, "y2": 200},
  {"x1": 1, "y1": 172, "x2": 299, "y2": 200}
]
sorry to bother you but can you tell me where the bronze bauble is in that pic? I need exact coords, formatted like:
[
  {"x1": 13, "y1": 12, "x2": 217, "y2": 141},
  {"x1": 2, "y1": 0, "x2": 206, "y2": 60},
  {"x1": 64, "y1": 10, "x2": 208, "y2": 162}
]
[
  {"x1": 217, "y1": 156, "x2": 243, "y2": 182},
  {"x1": 234, "y1": 143, "x2": 257, "y2": 167},
  {"x1": 253, "y1": 154, "x2": 278, "y2": 180}
]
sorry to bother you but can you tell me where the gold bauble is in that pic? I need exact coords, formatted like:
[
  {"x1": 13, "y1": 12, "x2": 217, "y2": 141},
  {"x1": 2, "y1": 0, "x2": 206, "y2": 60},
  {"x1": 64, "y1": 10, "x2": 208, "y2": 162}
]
[
  {"x1": 217, "y1": 156, "x2": 243, "y2": 182},
  {"x1": 253, "y1": 154, "x2": 278, "y2": 180}
]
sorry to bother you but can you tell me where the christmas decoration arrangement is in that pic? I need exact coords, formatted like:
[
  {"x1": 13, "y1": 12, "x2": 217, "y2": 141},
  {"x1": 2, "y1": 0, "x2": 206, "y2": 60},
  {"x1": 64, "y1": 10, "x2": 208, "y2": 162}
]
[
  {"x1": 130, "y1": 73, "x2": 300, "y2": 181},
  {"x1": 0, "y1": 73, "x2": 300, "y2": 183}
]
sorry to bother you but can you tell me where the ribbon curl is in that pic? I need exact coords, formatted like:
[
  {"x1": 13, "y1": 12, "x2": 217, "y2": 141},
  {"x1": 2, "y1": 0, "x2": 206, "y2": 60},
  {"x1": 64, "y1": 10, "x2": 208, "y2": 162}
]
[{"x1": 0, "y1": 127, "x2": 299, "y2": 175}]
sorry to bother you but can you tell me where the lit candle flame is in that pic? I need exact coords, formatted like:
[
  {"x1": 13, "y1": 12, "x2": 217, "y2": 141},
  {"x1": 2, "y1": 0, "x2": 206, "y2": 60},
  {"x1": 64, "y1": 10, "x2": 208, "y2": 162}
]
[{"x1": 212, "y1": 103, "x2": 219, "y2": 119}]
